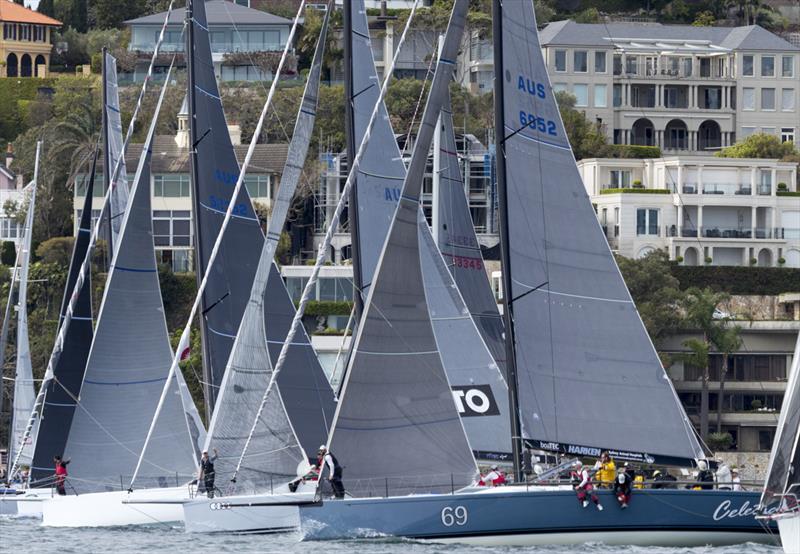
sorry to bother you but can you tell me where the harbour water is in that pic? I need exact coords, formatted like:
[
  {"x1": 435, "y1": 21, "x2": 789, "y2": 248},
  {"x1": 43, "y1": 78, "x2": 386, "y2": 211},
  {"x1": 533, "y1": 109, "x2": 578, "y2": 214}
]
[{"x1": 0, "y1": 517, "x2": 784, "y2": 554}]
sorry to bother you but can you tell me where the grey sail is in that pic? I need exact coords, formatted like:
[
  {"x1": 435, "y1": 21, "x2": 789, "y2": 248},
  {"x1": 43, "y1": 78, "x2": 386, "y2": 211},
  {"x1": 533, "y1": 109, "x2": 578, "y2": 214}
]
[
  {"x1": 345, "y1": 0, "x2": 508, "y2": 458},
  {"x1": 9, "y1": 182, "x2": 38, "y2": 469},
  {"x1": 436, "y1": 93, "x2": 507, "y2": 381},
  {"x1": 760, "y1": 335, "x2": 800, "y2": 512},
  {"x1": 103, "y1": 51, "x2": 129, "y2": 250},
  {"x1": 205, "y1": 8, "x2": 336, "y2": 492},
  {"x1": 187, "y1": 0, "x2": 334, "y2": 449},
  {"x1": 495, "y1": 0, "x2": 704, "y2": 464},
  {"x1": 63, "y1": 77, "x2": 199, "y2": 492},
  {"x1": 330, "y1": 1, "x2": 476, "y2": 498},
  {"x1": 30, "y1": 154, "x2": 97, "y2": 483}
]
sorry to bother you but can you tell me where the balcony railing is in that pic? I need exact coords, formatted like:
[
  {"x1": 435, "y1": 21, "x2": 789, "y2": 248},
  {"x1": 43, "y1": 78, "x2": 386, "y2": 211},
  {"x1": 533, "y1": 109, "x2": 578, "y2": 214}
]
[
  {"x1": 674, "y1": 183, "x2": 773, "y2": 196},
  {"x1": 665, "y1": 226, "x2": 797, "y2": 239},
  {"x1": 130, "y1": 42, "x2": 285, "y2": 54},
  {"x1": 615, "y1": 61, "x2": 731, "y2": 80}
]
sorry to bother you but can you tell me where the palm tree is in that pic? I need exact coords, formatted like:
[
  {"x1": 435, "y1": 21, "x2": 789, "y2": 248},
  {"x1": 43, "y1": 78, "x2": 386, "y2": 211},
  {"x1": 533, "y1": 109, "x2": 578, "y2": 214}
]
[{"x1": 711, "y1": 324, "x2": 743, "y2": 433}]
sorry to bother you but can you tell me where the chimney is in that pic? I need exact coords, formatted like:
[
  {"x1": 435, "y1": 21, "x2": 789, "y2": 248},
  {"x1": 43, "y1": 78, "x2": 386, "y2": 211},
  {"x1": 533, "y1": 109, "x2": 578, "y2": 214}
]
[
  {"x1": 227, "y1": 123, "x2": 242, "y2": 146},
  {"x1": 5, "y1": 143, "x2": 13, "y2": 171}
]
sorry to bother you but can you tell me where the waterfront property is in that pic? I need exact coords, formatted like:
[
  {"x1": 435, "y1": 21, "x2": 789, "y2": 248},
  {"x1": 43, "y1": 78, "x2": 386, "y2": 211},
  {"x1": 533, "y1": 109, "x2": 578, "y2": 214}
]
[
  {"x1": 0, "y1": 144, "x2": 28, "y2": 247},
  {"x1": 578, "y1": 156, "x2": 800, "y2": 267},
  {"x1": 0, "y1": 0, "x2": 61, "y2": 78}
]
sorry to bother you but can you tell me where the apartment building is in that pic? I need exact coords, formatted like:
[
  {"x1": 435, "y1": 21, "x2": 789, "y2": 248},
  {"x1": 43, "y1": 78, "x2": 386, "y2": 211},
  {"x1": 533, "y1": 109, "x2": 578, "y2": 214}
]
[
  {"x1": 578, "y1": 156, "x2": 800, "y2": 267},
  {"x1": 0, "y1": 145, "x2": 27, "y2": 246},
  {"x1": 530, "y1": 21, "x2": 800, "y2": 153}
]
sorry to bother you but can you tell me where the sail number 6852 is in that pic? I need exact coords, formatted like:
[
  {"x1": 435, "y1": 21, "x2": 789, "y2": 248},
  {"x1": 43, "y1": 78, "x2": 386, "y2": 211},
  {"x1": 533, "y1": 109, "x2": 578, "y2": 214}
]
[{"x1": 441, "y1": 505, "x2": 468, "y2": 527}]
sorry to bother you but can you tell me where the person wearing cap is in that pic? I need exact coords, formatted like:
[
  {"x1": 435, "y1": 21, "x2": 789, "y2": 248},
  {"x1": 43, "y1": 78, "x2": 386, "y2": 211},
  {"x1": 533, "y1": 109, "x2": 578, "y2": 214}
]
[
  {"x1": 571, "y1": 460, "x2": 603, "y2": 510},
  {"x1": 480, "y1": 464, "x2": 506, "y2": 487},
  {"x1": 593, "y1": 451, "x2": 616, "y2": 488},
  {"x1": 198, "y1": 448, "x2": 218, "y2": 498},
  {"x1": 731, "y1": 468, "x2": 744, "y2": 491},
  {"x1": 716, "y1": 460, "x2": 732, "y2": 490},
  {"x1": 318, "y1": 445, "x2": 345, "y2": 499},
  {"x1": 695, "y1": 459, "x2": 714, "y2": 490},
  {"x1": 613, "y1": 467, "x2": 633, "y2": 509},
  {"x1": 652, "y1": 468, "x2": 677, "y2": 489}
]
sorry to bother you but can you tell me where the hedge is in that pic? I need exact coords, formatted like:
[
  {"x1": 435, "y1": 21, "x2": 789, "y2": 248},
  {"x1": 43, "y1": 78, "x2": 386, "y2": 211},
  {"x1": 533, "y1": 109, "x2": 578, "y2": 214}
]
[
  {"x1": 777, "y1": 191, "x2": 800, "y2": 197},
  {"x1": 603, "y1": 144, "x2": 662, "y2": 159},
  {"x1": 600, "y1": 188, "x2": 670, "y2": 195},
  {"x1": 302, "y1": 300, "x2": 354, "y2": 317},
  {"x1": 671, "y1": 266, "x2": 800, "y2": 295}
]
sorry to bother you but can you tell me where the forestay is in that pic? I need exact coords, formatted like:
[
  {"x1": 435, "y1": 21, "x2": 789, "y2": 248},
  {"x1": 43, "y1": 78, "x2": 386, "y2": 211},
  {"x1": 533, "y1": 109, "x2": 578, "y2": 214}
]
[
  {"x1": 103, "y1": 51, "x2": 129, "y2": 249},
  {"x1": 760, "y1": 335, "x2": 800, "y2": 512},
  {"x1": 346, "y1": 0, "x2": 509, "y2": 459},
  {"x1": 63, "y1": 73, "x2": 200, "y2": 493},
  {"x1": 495, "y1": 0, "x2": 704, "y2": 464},
  {"x1": 205, "y1": 6, "x2": 336, "y2": 493},
  {"x1": 435, "y1": 93, "x2": 507, "y2": 381},
  {"x1": 330, "y1": 1, "x2": 477, "y2": 498}
]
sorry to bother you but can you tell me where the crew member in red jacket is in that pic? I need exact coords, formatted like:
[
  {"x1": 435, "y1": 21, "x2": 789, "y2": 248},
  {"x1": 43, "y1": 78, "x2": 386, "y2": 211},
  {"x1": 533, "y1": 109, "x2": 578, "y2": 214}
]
[
  {"x1": 572, "y1": 460, "x2": 603, "y2": 510},
  {"x1": 53, "y1": 456, "x2": 70, "y2": 496}
]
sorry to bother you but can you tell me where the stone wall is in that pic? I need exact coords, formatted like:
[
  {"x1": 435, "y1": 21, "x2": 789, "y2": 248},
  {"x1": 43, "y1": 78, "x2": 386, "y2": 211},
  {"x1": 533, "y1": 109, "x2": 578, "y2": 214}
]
[{"x1": 715, "y1": 451, "x2": 771, "y2": 484}]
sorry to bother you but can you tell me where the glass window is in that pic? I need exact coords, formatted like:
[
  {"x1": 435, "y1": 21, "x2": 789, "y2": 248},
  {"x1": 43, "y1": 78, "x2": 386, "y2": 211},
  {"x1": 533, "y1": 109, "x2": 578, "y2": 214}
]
[
  {"x1": 245, "y1": 175, "x2": 270, "y2": 198},
  {"x1": 284, "y1": 277, "x2": 308, "y2": 302},
  {"x1": 594, "y1": 51, "x2": 606, "y2": 73},
  {"x1": 153, "y1": 219, "x2": 171, "y2": 246},
  {"x1": 573, "y1": 84, "x2": 588, "y2": 107},
  {"x1": 153, "y1": 174, "x2": 190, "y2": 197},
  {"x1": 636, "y1": 209, "x2": 659, "y2": 236},
  {"x1": 782, "y1": 89, "x2": 795, "y2": 111},
  {"x1": 613, "y1": 84, "x2": 622, "y2": 107},
  {"x1": 613, "y1": 54, "x2": 622, "y2": 75},
  {"x1": 594, "y1": 84, "x2": 607, "y2": 108},
  {"x1": 742, "y1": 87, "x2": 755, "y2": 110},
  {"x1": 781, "y1": 128, "x2": 796, "y2": 144},
  {"x1": 552, "y1": 83, "x2": 568, "y2": 94},
  {"x1": 761, "y1": 56, "x2": 775, "y2": 77},
  {"x1": 782, "y1": 55, "x2": 794, "y2": 77},
  {"x1": 610, "y1": 170, "x2": 630, "y2": 188},
  {"x1": 554, "y1": 50, "x2": 566, "y2": 72},
  {"x1": 761, "y1": 88, "x2": 775, "y2": 110},
  {"x1": 741, "y1": 126, "x2": 756, "y2": 138},
  {"x1": 742, "y1": 54, "x2": 753, "y2": 76},
  {"x1": 626, "y1": 56, "x2": 638, "y2": 75}
]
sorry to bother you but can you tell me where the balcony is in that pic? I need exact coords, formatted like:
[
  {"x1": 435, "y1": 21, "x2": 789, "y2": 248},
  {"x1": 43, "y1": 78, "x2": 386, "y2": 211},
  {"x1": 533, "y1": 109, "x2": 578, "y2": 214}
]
[
  {"x1": 666, "y1": 227, "x2": 796, "y2": 240},
  {"x1": 675, "y1": 182, "x2": 772, "y2": 196},
  {"x1": 129, "y1": 41, "x2": 285, "y2": 54},
  {"x1": 615, "y1": 59, "x2": 732, "y2": 81}
]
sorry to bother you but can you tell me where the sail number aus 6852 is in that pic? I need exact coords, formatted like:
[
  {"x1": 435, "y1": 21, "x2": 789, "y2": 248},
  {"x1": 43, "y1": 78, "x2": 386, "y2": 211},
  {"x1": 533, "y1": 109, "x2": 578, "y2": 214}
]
[
  {"x1": 441, "y1": 505, "x2": 468, "y2": 527},
  {"x1": 519, "y1": 112, "x2": 557, "y2": 137}
]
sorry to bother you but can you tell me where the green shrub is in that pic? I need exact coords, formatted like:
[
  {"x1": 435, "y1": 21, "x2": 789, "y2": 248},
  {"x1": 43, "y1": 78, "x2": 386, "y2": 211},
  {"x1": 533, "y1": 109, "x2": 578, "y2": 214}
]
[
  {"x1": 778, "y1": 182, "x2": 788, "y2": 191},
  {"x1": 600, "y1": 188, "x2": 670, "y2": 195},
  {"x1": 704, "y1": 256, "x2": 713, "y2": 265},
  {"x1": 0, "y1": 241, "x2": 16, "y2": 266},
  {"x1": 777, "y1": 191, "x2": 800, "y2": 197},
  {"x1": 778, "y1": 257, "x2": 786, "y2": 266},
  {"x1": 302, "y1": 300, "x2": 354, "y2": 317},
  {"x1": 706, "y1": 432, "x2": 733, "y2": 451},
  {"x1": 750, "y1": 399, "x2": 763, "y2": 410},
  {"x1": 671, "y1": 266, "x2": 800, "y2": 295},
  {"x1": 603, "y1": 144, "x2": 662, "y2": 159},
  {"x1": 749, "y1": 258, "x2": 757, "y2": 266}
]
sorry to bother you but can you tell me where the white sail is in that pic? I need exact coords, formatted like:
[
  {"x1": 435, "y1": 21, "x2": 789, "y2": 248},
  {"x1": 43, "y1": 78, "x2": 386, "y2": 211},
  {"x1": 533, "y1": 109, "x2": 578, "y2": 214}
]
[{"x1": 103, "y1": 51, "x2": 129, "y2": 250}]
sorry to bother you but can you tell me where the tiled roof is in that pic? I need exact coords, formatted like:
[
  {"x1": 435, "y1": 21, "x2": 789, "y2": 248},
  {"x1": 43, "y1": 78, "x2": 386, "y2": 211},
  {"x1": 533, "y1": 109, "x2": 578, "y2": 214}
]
[
  {"x1": 96, "y1": 135, "x2": 289, "y2": 174},
  {"x1": 125, "y1": 0, "x2": 292, "y2": 26},
  {"x1": 0, "y1": 1, "x2": 61, "y2": 26},
  {"x1": 539, "y1": 21, "x2": 800, "y2": 52}
]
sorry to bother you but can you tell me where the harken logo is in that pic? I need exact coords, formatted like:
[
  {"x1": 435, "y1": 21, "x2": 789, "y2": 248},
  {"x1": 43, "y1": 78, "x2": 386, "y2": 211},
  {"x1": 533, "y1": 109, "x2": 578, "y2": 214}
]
[{"x1": 451, "y1": 385, "x2": 500, "y2": 417}]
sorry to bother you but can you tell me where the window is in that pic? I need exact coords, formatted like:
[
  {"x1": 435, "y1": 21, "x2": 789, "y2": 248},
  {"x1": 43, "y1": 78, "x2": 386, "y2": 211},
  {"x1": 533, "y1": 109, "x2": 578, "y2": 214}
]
[
  {"x1": 593, "y1": 84, "x2": 607, "y2": 108},
  {"x1": 761, "y1": 88, "x2": 775, "y2": 110},
  {"x1": 625, "y1": 56, "x2": 637, "y2": 75},
  {"x1": 741, "y1": 126, "x2": 756, "y2": 138},
  {"x1": 552, "y1": 83, "x2": 568, "y2": 94},
  {"x1": 761, "y1": 56, "x2": 775, "y2": 77},
  {"x1": 153, "y1": 174, "x2": 190, "y2": 197},
  {"x1": 613, "y1": 54, "x2": 622, "y2": 75},
  {"x1": 153, "y1": 210, "x2": 191, "y2": 247},
  {"x1": 554, "y1": 50, "x2": 566, "y2": 72},
  {"x1": 319, "y1": 278, "x2": 353, "y2": 302},
  {"x1": 762, "y1": 127, "x2": 775, "y2": 136},
  {"x1": 573, "y1": 50, "x2": 587, "y2": 72},
  {"x1": 610, "y1": 170, "x2": 630, "y2": 188},
  {"x1": 0, "y1": 218, "x2": 21, "y2": 239},
  {"x1": 781, "y1": 128, "x2": 796, "y2": 144},
  {"x1": 782, "y1": 55, "x2": 794, "y2": 78},
  {"x1": 594, "y1": 51, "x2": 606, "y2": 73},
  {"x1": 742, "y1": 55, "x2": 754, "y2": 76},
  {"x1": 573, "y1": 84, "x2": 588, "y2": 107},
  {"x1": 613, "y1": 84, "x2": 622, "y2": 107},
  {"x1": 245, "y1": 175, "x2": 270, "y2": 198},
  {"x1": 636, "y1": 209, "x2": 659, "y2": 236},
  {"x1": 782, "y1": 89, "x2": 795, "y2": 111}
]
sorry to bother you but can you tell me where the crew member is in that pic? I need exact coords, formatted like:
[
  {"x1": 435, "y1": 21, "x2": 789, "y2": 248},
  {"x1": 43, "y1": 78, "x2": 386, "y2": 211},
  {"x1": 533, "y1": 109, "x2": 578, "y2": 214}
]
[
  {"x1": 613, "y1": 467, "x2": 633, "y2": 508},
  {"x1": 481, "y1": 464, "x2": 506, "y2": 487},
  {"x1": 695, "y1": 460, "x2": 714, "y2": 490},
  {"x1": 731, "y1": 468, "x2": 744, "y2": 491},
  {"x1": 652, "y1": 469, "x2": 677, "y2": 489},
  {"x1": 716, "y1": 461, "x2": 732, "y2": 490},
  {"x1": 572, "y1": 461, "x2": 603, "y2": 511},
  {"x1": 198, "y1": 448, "x2": 218, "y2": 498},
  {"x1": 522, "y1": 449, "x2": 533, "y2": 480},
  {"x1": 593, "y1": 451, "x2": 616, "y2": 488},
  {"x1": 319, "y1": 445, "x2": 345, "y2": 499},
  {"x1": 53, "y1": 456, "x2": 70, "y2": 496}
]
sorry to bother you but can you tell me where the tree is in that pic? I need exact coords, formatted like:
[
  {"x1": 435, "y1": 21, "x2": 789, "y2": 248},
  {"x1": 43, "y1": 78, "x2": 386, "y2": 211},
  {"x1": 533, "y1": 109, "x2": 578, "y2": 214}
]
[
  {"x1": 692, "y1": 11, "x2": 716, "y2": 26},
  {"x1": 555, "y1": 90, "x2": 609, "y2": 160},
  {"x1": 716, "y1": 133, "x2": 798, "y2": 159},
  {"x1": 0, "y1": 242, "x2": 16, "y2": 266},
  {"x1": 38, "y1": 0, "x2": 56, "y2": 17},
  {"x1": 89, "y1": 0, "x2": 147, "y2": 30},
  {"x1": 711, "y1": 323, "x2": 743, "y2": 433}
]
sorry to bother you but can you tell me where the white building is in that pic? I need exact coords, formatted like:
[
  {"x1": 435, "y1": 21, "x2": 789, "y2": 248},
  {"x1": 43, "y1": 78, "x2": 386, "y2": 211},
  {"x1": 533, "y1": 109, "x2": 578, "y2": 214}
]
[
  {"x1": 0, "y1": 145, "x2": 27, "y2": 247},
  {"x1": 578, "y1": 156, "x2": 800, "y2": 267},
  {"x1": 462, "y1": 21, "x2": 800, "y2": 153}
]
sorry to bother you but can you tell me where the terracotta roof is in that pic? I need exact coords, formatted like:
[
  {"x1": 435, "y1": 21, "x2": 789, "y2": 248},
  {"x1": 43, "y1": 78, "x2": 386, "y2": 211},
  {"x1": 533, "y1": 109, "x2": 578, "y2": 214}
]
[{"x1": 0, "y1": 1, "x2": 62, "y2": 26}]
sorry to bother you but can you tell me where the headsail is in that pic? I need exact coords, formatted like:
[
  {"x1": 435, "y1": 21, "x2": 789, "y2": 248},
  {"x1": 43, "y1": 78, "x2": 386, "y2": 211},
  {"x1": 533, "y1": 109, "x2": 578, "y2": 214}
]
[
  {"x1": 760, "y1": 335, "x2": 800, "y2": 512},
  {"x1": 329, "y1": 1, "x2": 476, "y2": 498},
  {"x1": 345, "y1": 0, "x2": 509, "y2": 458},
  {"x1": 29, "y1": 151, "x2": 97, "y2": 484},
  {"x1": 205, "y1": 5, "x2": 336, "y2": 493},
  {"x1": 436, "y1": 93, "x2": 507, "y2": 381},
  {"x1": 63, "y1": 72, "x2": 199, "y2": 492},
  {"x1": 493, "y1": 0, "x2": 704, "y2": 465},
  {"x1": 103, "y1": 50, "x2": 130, "y2": 250}
]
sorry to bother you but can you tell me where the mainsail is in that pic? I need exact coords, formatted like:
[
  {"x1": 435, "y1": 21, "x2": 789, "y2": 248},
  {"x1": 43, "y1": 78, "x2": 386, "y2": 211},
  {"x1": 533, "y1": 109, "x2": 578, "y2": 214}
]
[
  {"x1": 760, "y1": 335, "x2": 800, "y2": 512},
  {"x1": 329, "y1": 1, "x2": 476, "y2": 498},
  {"x1": 435, "y1": 93, "x2": 507, "y2": 380},
  {"x1": 29, "y1": 152, "x2": 97, "y2": 484},
  {"x1": 63, "y1": 73, "x2": 199, "y2": 492},
  {"x1": 493, "y1": 0, "x2": 704, "y2": 465},
  {"x1": 103, "y1": 50, "x2": 130, "y2": 250},
  {"x1": 9, "y1": 177, "x2": 38, "y2": 469},
  {"x1": 345, "y1": 0, "x2": 509, "y2": 458},
  {"x1": 205, "y1": 5, "x2": 336, "y2": 493}
]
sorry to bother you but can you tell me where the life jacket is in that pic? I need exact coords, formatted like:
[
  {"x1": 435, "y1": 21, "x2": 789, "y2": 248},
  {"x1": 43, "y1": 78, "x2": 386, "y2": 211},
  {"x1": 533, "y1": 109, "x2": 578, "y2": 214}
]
[
  {"x1": 634, "y1": 474, "x2": 645, "y2": 489},
  {"x1": 492, "y1": 472, "x2": 506, "y2": 486},
  {"x1": 327, "y1": 452, "x2": 343, "y2": 479},
  {"x1": 55, "y1": 463, "x2": 68, "y2": 477},
  {"x1": 571, "y1": 469, "x2": 592, "y2": 489}
]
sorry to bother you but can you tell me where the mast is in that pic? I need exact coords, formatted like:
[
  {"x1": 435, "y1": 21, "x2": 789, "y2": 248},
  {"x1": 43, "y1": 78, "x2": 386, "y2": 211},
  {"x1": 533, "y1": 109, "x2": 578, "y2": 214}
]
[
  {"x1": 344, "y1": 0, "x2": 364, "y2": 318},
  {"x1": 185, "y1": 0, "x2": 213, "y2": 421},
  {"x1": 101, "y1": 46, "x2": 113, "y2": 255},
  {"x1": 492, "y1": 0, "x2": 523, "y2": 481}
]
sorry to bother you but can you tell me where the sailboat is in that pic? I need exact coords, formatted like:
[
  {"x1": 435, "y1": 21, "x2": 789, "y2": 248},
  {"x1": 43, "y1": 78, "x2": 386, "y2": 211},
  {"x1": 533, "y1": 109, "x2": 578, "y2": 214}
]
[
  {"x1": 757, "y1": 334, "x2": 800, "y2": 552},
  {"x1": 298, "y1": 1, "x2": 777, "y2": 545},
  {"x1": 40, "y1": 62, "x2": 205, "y2": 527}
]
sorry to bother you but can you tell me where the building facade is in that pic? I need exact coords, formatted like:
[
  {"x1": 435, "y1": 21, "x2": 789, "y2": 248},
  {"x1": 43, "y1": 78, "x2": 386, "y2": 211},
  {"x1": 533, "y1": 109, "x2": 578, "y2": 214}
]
[
  {"x1": 578, "y1": 156, "x2": 800, "y2": 267},
  {"x1": 0, "y1": 144, "x2": 26, "y2": 246},
  {"x1": 532, "y1": 21, "x2": 800, "y2": 153},
  {"x1": 124, "y1": 0, "x2": 294, "y2": 82},
  {"x1": 0, "y1": 1, "x2": 61, "y2": 78}
]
